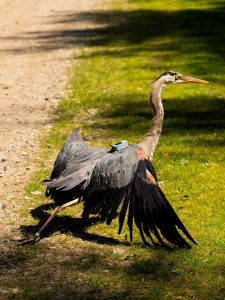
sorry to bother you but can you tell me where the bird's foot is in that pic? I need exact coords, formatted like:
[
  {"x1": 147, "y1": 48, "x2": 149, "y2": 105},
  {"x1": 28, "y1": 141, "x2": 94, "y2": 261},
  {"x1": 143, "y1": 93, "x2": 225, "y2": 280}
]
[{"x1": 14, "y1": 233, "x2": 41, "y2": 246}]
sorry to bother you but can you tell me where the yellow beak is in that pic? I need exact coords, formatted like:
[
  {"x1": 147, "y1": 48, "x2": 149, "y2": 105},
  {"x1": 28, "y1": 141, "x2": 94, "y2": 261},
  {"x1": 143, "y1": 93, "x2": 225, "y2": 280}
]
[{"x1": 180, "y1": 76, "x2": 209, "y2": 84}]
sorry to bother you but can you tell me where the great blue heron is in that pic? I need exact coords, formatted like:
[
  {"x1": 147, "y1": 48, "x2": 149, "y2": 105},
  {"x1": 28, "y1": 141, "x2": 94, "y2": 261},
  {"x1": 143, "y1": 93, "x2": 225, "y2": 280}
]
[{"x1": 20, "y1": 71, "x2": 208, "y2": 248}]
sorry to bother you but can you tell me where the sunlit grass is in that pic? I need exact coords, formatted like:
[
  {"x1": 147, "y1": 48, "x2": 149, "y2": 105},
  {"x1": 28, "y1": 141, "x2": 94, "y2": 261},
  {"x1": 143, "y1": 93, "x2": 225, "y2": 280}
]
[{"x1": 1, "y1": 0, "x2": 225, "y2": 299}]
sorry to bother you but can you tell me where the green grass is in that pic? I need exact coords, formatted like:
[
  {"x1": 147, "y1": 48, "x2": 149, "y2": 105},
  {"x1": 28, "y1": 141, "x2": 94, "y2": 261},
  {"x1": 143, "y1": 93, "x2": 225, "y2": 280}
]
[{"x1": 1, "y1": 0, "x2": 225, "y2": 299}]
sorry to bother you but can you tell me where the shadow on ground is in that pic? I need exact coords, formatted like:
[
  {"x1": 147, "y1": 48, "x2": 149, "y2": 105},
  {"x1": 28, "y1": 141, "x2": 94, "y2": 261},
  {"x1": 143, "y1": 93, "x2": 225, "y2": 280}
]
[
  {"x1": 19, "y1": 203, "x2": 131, "y2": 247},
  {"x1": 1, "y1": 1, "x2": 225, "y2": 68},
  {"x1": 97, "y1": 95, "x2": 225, "y2": 133},
  {"x1": 0, "y1": 241, "x2": 182, "y2": 299},
  {"x1": 55, "y1": 91, "x2": 225, "y2": 145}
]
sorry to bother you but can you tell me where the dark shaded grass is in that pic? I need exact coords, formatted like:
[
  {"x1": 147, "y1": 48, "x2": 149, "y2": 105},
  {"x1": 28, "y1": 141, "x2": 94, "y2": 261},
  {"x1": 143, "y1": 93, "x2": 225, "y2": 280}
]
[
  {"x1": 3, "y1": 1, "x2": 225, "y2": 67},
  {"x1": 1, "y1": 240, "x2": 224, "y2": 299},
  {"x1": 20, "y1": 203, "x2": 130, "y2": 247},
  {"x1": 82, "y1": 95, "x2": 225, "y2": 134}
]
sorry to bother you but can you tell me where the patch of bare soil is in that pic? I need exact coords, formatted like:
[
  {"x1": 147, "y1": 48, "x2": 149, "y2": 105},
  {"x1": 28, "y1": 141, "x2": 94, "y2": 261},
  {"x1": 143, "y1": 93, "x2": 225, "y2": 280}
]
[{"x1": 0, "y1": 0, "x2": 109, "y2": 245}]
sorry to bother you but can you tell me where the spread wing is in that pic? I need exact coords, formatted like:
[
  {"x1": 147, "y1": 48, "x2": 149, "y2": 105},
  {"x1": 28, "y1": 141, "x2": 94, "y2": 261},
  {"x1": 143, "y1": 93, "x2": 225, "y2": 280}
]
[
  {"x1": 44, "y1": 132, "x2": 196, "y2": 248},
  {"x1": 44, "y1": 128, "x2": 108, "y2": 198},
  {"x1": 48, "y1": 128, "x2": 105, "y2": 179},
  {"x1": 82, "y1": 148, "x2": 196, "y2": 248}
]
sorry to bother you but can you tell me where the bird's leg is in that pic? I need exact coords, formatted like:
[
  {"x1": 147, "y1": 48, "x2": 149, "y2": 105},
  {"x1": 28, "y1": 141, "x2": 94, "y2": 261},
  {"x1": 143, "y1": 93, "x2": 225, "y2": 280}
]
[{"x1": 17, "y1": 198, "x2": 80, "y2": 245}]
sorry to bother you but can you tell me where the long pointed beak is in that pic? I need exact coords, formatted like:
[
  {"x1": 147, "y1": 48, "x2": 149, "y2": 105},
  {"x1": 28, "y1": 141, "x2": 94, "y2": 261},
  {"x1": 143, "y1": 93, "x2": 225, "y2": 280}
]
[{"x1": 180, "y1": 76, "x2": 209, "y2": 84}]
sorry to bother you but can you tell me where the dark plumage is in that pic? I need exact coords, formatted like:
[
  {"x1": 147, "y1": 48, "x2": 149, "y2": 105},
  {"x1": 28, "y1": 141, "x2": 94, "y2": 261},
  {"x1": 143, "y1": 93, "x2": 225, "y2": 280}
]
[
  {"x1": 19, "y1": 71, "x2": 208, "y2": 248},
  {"x1": 43, "y1": 128, "x2": 196, "y2": 248}
]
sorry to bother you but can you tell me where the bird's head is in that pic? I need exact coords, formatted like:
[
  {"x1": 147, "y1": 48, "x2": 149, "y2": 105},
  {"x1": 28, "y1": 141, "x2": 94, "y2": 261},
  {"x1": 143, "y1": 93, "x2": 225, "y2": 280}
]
[{"x1": 149, "y1": 71, "x2": 208, "y2": 87}]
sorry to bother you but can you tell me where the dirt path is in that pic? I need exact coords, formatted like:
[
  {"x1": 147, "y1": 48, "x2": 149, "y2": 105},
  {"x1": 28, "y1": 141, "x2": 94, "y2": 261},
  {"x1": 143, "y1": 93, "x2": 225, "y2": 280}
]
[{"x1": 0, "y1": 0, "x2": 108, "y2": 241}]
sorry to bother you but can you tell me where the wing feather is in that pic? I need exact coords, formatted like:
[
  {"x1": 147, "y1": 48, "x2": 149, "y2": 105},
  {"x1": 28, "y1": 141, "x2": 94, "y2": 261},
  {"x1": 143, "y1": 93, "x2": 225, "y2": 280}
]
[
  {"x1": 127, "y1": 193, "x2": 135, "y2": 241},
  {"x1": 44, "y1": 134, "x2": 196, "y2": 248},
  {"x1": 84, "y1": 155, "x2": 196, "y2": 248},
  {"x1": 118, "y1": 187, "x2": 131, "y2": 234}
]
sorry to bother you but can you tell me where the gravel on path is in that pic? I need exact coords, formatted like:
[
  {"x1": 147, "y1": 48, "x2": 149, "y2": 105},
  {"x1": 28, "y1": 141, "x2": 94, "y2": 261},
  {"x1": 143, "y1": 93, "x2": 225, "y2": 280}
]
[{"x1": 0, "y1": 0, "x2": 109, "y2": 240}]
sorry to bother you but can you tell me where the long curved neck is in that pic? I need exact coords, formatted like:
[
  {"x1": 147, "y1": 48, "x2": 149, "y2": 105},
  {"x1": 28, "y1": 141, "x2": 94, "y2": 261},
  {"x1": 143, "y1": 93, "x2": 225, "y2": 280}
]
[{"x1": 139, "y1": 81, "x2": 165, "y2": 160}]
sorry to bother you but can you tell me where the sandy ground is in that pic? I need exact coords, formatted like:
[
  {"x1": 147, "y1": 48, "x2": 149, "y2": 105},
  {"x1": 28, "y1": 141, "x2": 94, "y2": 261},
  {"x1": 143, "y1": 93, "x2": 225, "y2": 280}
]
[{"x1": 0, "y1": 0, "x2": 108, "y2": 241}]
